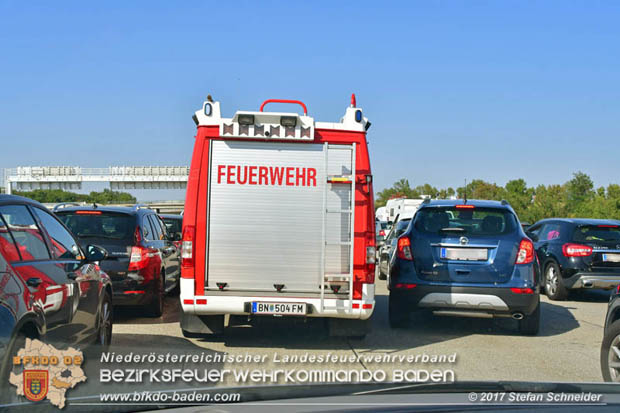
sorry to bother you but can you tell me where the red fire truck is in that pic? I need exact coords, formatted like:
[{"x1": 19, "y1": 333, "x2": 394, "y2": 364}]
[{"x1": 180, "y1": 95, "x2": 375, "y2": 337}]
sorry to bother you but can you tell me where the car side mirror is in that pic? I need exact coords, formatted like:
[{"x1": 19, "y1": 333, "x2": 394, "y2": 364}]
[
  {"x1": 527, "y1": 232, "x2": 538, "y2": 242},
  {"x1": 85, "y1": 244, "x2": 108, "y2": 263}
]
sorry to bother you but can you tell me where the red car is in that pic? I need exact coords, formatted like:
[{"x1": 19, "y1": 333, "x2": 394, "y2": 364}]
[{"x1": 0, "y1": 195, "x2": 113, "y2": 399}]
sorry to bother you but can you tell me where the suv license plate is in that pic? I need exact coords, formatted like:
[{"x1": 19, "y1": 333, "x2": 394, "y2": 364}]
[
  {"x1": 441, "y1": 247, "x2": 488, "y2": 261},
  {"x1": 251, "y1": 302, "x2": 307, "y2": 315},
  {"x1": 603, "y1": 253, "x2": 620, "y2": 263}
]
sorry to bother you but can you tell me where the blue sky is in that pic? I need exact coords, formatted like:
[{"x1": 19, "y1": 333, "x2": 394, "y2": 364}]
[{"x1": 1, "y1": 1, "x2": 619, "y2": 200}]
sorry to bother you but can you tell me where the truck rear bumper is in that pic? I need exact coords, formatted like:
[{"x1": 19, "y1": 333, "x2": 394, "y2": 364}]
[{"x1": 180, "y1": 279, "x2": 374, "y2": 320}]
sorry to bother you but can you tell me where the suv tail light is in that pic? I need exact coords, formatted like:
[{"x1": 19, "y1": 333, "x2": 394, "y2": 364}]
[
  {"x1": 562, "y1": 243, "x2": 593, "y2": 257},
  {"x1": 397, "y1": 236, "x2": 413, "y2": 260},
  {"x1": 128, "y1": 246, "x2": 157, "y2": 271},
  {"x1": 510, "y1": 287, "x2": 534, "y2": 294},
  {"x1": 181, "y1": 225, "x2": 195, "y2": 268},
  {"x1": 515, "y1": 238, "x2": 534, "y2": 264}
]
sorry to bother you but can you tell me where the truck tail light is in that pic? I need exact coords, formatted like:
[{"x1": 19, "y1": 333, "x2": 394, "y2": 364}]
[
  {"x1": 397, "y1": 236, "x2": 413, "y2": 260},
  {"x1": 181, "y1": 225, "x2": 195, "y2": 268},
  {"x1": 366, "y1": 246, "x2": 376, "y2": 264},
  {"x1": 562, "y1": 243, "x2": 593, "y2": 257},
  {"x1": 515, "y1": 238, "x2": 534, "y2": 264}
]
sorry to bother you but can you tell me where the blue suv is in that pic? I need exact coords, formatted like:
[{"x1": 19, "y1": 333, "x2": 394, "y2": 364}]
[{"x1": 388, "y1": 199, "x2": 540, "y2": 335}]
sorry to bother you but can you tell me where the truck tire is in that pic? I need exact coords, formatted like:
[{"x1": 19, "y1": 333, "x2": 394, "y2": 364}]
[
  {"x1": 388, "y1": 291, "x2": 409, "y2": 328},
  {"x1": 518, "y1": 299, "x2": 540, "y2": 336},
  {"x1": 180, "y1": 312, "x2": 225, "y2": 338},
  {"x1": 181, "y1": 329, "x2": 203, "y2": 338},
  {"x1": 601, "y1": 319, "x2": 620, "y2": 382},
  {"x1": 544, "y1": 261, "x2": 568, "y2": 300},
  {"x1": 327, "y1": 318, "x2": 369, "y2": 339}
]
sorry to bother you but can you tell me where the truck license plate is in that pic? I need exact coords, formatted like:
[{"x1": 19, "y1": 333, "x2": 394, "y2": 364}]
[{"x1": 251, "y1": 302, "x2": 307, "y2": 315}]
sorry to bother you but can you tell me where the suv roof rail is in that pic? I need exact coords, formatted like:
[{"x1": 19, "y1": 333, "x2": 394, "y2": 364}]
[{"x1": 53, "y1": 202, "x2": 82, "y2": 212}]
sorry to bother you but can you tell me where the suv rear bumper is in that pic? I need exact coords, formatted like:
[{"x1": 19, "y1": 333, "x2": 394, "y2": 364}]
[
  {"x1": 393, "y1": 285, "x2": 539, "y2": 316},
  {"x1": 112, "y1": 279, "x2": 157, "y2": 306},
  {"x1": 564, "y1": 273, "x2": 620, "y2": 290},
  {"x1": 179, "y1": 279, "x2": 374, "y2": 320}
]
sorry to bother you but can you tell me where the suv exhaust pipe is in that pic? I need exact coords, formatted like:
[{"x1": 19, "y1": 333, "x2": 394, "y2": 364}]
[{"x1": 512, "y1": 312, "x2": 524, "y2": 320}]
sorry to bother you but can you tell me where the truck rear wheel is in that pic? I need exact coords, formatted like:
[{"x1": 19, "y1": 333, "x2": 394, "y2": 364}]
[
  {"x1": 180, "y1": 312, "x2": 224, "y2": 338},
  {"x1": 327, "y1": 318, "x2": 369, "y2": 339}
]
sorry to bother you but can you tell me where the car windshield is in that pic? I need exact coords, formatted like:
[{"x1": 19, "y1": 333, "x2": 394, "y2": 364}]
[
  {"x1": 573, "y1": 225, "x2": 620, "y2": 243},
  {"x1": 414, "y1": 207, "x2": 518, "y2": 236},
  {"x1": 58, "y1": 212, "x2": 136, "y2": 240}
]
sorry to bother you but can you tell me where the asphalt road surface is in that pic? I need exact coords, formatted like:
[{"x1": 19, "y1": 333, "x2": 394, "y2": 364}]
[{"x1": 105, "y1": 281, "x2": 609, "y2": 387}]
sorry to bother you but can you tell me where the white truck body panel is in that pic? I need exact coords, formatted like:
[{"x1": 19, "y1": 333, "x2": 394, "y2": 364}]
[
  {"x1": 375, "y1": 206, "x2": 388, "y2": 222},
  {"x1": 387, "y1": 198, "x2": 426, "y2": 222},
  {"x1": 206, "y1": 140, "x2": 353, "y2": 293}
]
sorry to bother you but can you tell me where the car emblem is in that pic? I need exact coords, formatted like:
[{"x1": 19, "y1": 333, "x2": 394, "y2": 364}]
[{"x1": 460, "y1": 236, "x2": 469, "y2": 245}]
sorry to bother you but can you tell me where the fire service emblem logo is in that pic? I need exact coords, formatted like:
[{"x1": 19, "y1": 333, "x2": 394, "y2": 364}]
[{"x1": 23, "y1": 370, "x2": 49, "y2": 402}]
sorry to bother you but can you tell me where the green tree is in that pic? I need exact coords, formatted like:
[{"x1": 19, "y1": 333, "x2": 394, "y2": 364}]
[
  {"x1": 566, "y1": 171, "x2": 595, "y2": 215},
  {"x1": 14, "y1": 188, "x2": 136, "y2": 204},
  {"x1": 526, "y1": 184, "x2": 569, "y2": 222},
  {"x1": 504, "y1": 179, "x2": 534, "y2": 220},
  {"x1": 457, "y1": 179, "x2": 506, "y2": 201},
  {"x1": 375, "y1": 179, "x2": 420, "y2": 208}
]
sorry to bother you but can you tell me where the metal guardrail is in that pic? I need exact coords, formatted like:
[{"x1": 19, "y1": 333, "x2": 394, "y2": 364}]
[
  {"x1": 3, "y1": 166, "x2": 190, "y2": 194},
  {"x1": 5, "y1": 166, "x2": 190, "y2": 177}
]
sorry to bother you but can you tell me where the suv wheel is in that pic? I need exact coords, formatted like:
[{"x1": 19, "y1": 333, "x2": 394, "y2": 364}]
[
  {"x1": 388, "y1": 291, "x2": 409, "y2": 328},
  {"x1": 148, "y1": 271, "x2": 165, "y2": 317},
  {"x1": 601, "y1": 320, "x2": 620, "y2": 382},
  {"x1": 544, "y1": 262, "x2": 568, "y2": 300},
  {"x1": 518, "y1": 299, "x2": 540, "y2": 336},
  {"x1": 96, "y1": 292, "x2": 113, "y2": 347},
  {"x1": 378, "y1": 267, "x2": 386, "y2": 281}
]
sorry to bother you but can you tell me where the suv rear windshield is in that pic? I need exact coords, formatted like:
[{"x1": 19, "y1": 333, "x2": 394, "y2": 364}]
[
  {"x1": 573, "y1": 225, "x2": 620, "y2": 243},
  {"x1": 414, "y1": 207, "x2": 518, "y2": 236},
  {"x1": 162, "y1": 217, "x2": 182, "y2": 235},
  {"x1": 58, "y1": 212, "x2": 136, "y2": 240}
]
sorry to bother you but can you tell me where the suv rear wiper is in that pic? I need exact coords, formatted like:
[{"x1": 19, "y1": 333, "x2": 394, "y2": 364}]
[{"x1": 439, "y1": 227, "x2": 465, "y2": 233}]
